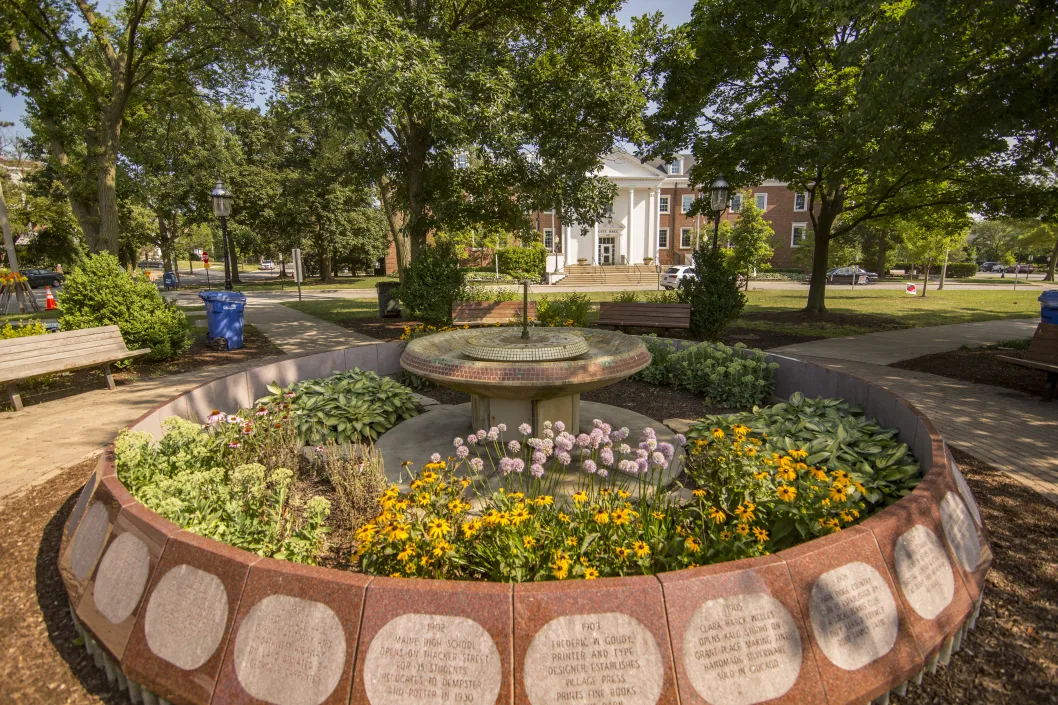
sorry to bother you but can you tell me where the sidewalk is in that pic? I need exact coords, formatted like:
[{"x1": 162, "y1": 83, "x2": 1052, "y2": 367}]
[
  {"x1": 800, "y1": 356, "x2": 1058, "y2": 505},
  {"x1": 770, "y1": 318, "x2": 1040, "y2": 364}
]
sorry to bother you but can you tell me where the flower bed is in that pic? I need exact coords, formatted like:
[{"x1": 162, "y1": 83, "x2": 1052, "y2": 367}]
[{"x1": 57, "y1": 341, "x2": 993, "y2": 705}]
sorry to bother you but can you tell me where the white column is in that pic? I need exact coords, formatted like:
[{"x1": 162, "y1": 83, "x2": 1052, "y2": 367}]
[
  {"x1": 562, "y1": 224, "x2": 569, "y2": 269},
  {"x1": 593, "y1": 223, "x2": 599, "y2": 265},
  {"x1": 627, "y1": 188, "x2": 635, "y2": 264},
  {"x1": 648, "y1": 189, "x2": 655, "y2": 263},
  {"x1": 656, "y1": 188, "x2": 662, "y2": 262}
]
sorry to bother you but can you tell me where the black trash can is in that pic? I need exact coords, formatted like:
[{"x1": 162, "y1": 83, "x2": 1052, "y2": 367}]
[{"x1": 376, "y1": 281, "x2": 402, "y2": 318}]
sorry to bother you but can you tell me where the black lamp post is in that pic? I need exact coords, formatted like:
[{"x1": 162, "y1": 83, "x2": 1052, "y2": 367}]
[
  {"x1": 710, "y1": 173, "x2": 729, "y2": 250},
  {"x1": 211, "y1": 180, "x2": 233, "y2": 290}
]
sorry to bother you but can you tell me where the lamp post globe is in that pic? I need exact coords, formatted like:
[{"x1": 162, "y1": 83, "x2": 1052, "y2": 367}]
[
  {"x1": 709, "y1": 173, "x2": 729, "y2": 250},
  {"x1": 210, "y1": 180, "x2": 234, "y2": 290}
]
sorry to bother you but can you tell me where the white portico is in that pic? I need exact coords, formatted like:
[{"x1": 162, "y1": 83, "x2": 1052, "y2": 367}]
[{"x1": 560, "y1": 151, "x2": 667, "y2": 266}]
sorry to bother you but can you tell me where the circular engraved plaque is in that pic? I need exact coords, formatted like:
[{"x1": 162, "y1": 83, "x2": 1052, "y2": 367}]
[
  {"x1": 894, "y1": 525, "x2": 955, "y2": 620},
  {"x1": 682, "y1": 593, "x2": 802, "y2": 705},
  {"x1": 940, "y1": 491, "x2": 981, "y2": 573},
  {"x1": 363, "y1": 613, "x2": 501, "y2": 705},
  {"x1": 70, "y1": 501, "x2": 110, "y2": 580},
  {"x1": 461, "y1": 329, "x2": 589, "y2": 362},
  {"x1": 523, "y1": 612, "x2": 663, "y2": 705},
  {"x1": 233, "y1": 595, "x2": 346, "y2": 705},
  {"x1": 809, "y1": 562, "x2": 898, "y2": 671},
  {"x1": 94, "y1": 532, "x2": 151, "y2": 624},
  {"x1": 144, "y1": 564, "x2": 228, "y2": 670}
]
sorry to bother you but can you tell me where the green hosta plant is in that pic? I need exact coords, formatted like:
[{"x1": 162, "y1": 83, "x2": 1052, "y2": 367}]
[
  {"x1": 667, "y1": 342, "x2": 778, "y2": 407},
  {"x1": 689, "y1": 393, "x2": 921, "y2": 505},
  {"x1": 257, "y1": 368, "x2": 419, "y2": 444}
]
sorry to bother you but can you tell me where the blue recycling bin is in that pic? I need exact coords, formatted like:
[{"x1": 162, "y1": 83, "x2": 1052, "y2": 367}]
[
  {"x1": 199, "y1": 290, "x2": 247, "y2": 349},
  {"x1": 1040, "y1": 290, "x2": 1058, "y2": 325}
]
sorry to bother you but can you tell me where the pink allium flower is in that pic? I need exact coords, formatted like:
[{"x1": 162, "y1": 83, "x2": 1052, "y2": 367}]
[
  {"x1": 651, "y1": 451, "x2": 666, "y2": 466},
  {"x1": 597, "y1": 468, "x2": 609, "y2": 478},
  {"x1": 478, "y1": 429, "x2": 487, "y2": 438},
  {"x1": 600, "y1": 448, "x2": 614, "y2": 466},
  {"x1": 453, "y1": 437, "x2": 464, "y2": 447},
  {"x1": 583, "y1": 459, "x2": 597, "y2": 474},
  {"x1": 675, "y1": 433, "x2": 687, "y2": 447},
  {"x1": 508, "y1": 440, "x2": 521, "y2": 454},
  {"x1": 659, "y1": 442, "x2": 675, "y2": 461},
  {"x1": 636, "y1": 448, "x2": 649, "y2": 460},
  {"x1": 519, "y1": 423, "x2": 532, "y2": 436},
  {"x1": 512, "y1": 458, "x2": 524, "y2": 473},
  {"x1": 554, "y1": 421, "x2": 565, "y2": 432},
  {"x1": 430, "y1": 453, "x2": 442, "y2": 463},
  {"x1": 556, "y1": 450, "x2": 572, "y2": 466},
  {"x1": 497, "y1": 423, "x2": 507, "y2": 433},
  {"x1": 593, "y1": 419, "x2": 604, "y2": 428},
  {"x1": 575, "y1": 433, "x2": 591, "y2": 447},
  {"x1": 487, "y1": 428, "x2": 500, "y2": 442},
  {"x1": 470, "y1": 457, "x2": 484, "y2": 472},
  {"x1": 530, "y1": 463, "x2": 545, "y2": 478},
  {"x1": 467, "y1": 433, "x2": 478, "y2": 444},
  {"x1": 618, "y1": 444, "x2": 631, "y2": 455},
  {"x1": 636, "y1": 458, "x2": 649, "y2": 474},
  {"x1": 456, "y1": 445, "x2": 470, "y2": 459}
]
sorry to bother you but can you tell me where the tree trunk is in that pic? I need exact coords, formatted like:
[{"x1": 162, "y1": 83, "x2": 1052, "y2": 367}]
[
  {"x1": 0, "y1": 180, "x2": 19, "y2": 272},
  {"x1": 227, "y1": 230, "x2": 242, "y2": 284},
  {"x1": 405, "y1": 122, "x2": 429, "y2": 260},
  {"x1": 804, "y1": 209, "x2": 839, "y2": 314},
  {"x1": 938, "y1": 249, "x2": 948, "y2": 290},
  {"x1": 1045, "y1": 236, "x2": 1058, "y2": 282},
  {"x1": 95, "y1": 141, "x2": 121, "y2": 255},
  {"x1": 41, "y1": 115, "x2": 100, "y2": 248},
  {"x1": 921, "y1": 260, "x2": 931, "y2": 297},
  {"x1": 379, "y1": 179, "x2": 410, "y2": 282},
  {"x1": 320, "y1": 249, "x2": 333, "y2": 283},
  {"x1": 280, "y1": 254, "x2": 288, "y2": 278},
  {"x1": 875, "y1": 232, "x2": 888, "y2": 277}
]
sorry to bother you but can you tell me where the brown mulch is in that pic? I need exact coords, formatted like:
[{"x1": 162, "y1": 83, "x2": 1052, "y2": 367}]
[
  {"x1": 1, "y1": 447, "x2": 1056, "y2": 704},
  {"x1": 0, "y1": 325, "x2": 285, "y2": 412},
  {"x1": 891, "y1": 347, "x2": 1047, "y2": 399},
  {"x1": 582, "y1": 379, "x2": 736, "y2": 421},
  {"x1": 341, "y1": 316, "x2": 419, "y2": 342},
  {"x1": 720, "y1": 326, "x2": 824, "y2": 349}
]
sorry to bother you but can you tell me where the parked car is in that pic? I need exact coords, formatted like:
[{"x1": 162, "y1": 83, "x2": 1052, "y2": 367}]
[
  {"x1": 988, "y1": 263, "x2": 1008, "y2": 272},
  {"x1": 822, "y1": 266, "x2": 878, "y2": 284},
  {"x1": 979, "y1": 261, "x2": 998, "y2": 272},
  {"x1": 22, "y1": 268, "x2": 65, "y2": 288},
  {"x1": 1004, "y1": 263, "x2": 1035, "y2": 274},
  {"x1": 260, "y1": 260, "x2": 276, "y2": 271},
  {"x1": 660, "y1": 265, "x2": 696, "y2": 290}
]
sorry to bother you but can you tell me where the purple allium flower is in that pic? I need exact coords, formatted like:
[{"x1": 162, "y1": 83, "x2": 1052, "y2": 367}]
[
  {"x1": 618, "y1": 459, "x2": 633, "y2": 474},
  {"x1": 583, "y1": 459, "x2": 597, "y2": 474},
  {"x1": 453, "y1": 437, "x2": 464, "y2": 447},
  {"x1": 600, "y1": 448, "x2": 614, "y2": 466},
  {"x1": 555, "y1": 436, "x2": 573, "y2": 452},
  {"x1": 512, "y1": 458, "x2": 524, "y2": 473},
  {"x1": 477, "y1": 429, "x2": 487, "y2": 438},
  {"x1": 597, "y1": 468, "x2": 609, "y2": 478},
  {"x1": 651, "y1": 451, "x2": 667, "y2": 467},
  {"x1": 659, "y1": 442, "x2": 675, "y2": 461},
  {"x1": 636, "y1": 448, "x2": 648, "y2": 460},
  {"x1": 554, "y1": 421, "x2": 565, "y2": 432},
  {"x1": 600, "y1": 423, "x2": 612, "y2": 435},
  {"x1": 430, "y1": 453, "x2": 442, "y2": 463},
  {"x1": 499, "y1": 457, "x2": 513, "y2": 475},
  {"x1": 532, "y1": 451, "x2": 546, "y2": 464},
  {"x1": 487, "y1": 427, "x2": 499, "y2": 442},
  {"x1": 576, "y1": 433, "x2": 591, "y2": 447},
  {"x1": 467, "y1": 433, "x2": 478, "y2": 445},
  {"x1": 543, "y1": 428, "x2": 554, "y2": 439},
  {"x1": 508, "y1": 440, "x2": 521, "y2": 454},
  {"x1": 530, "y1": 463, "x2": 545, "y2": 478},
  {"x1": 636, "y1": 458, "x2": 649, "y2": 475},
  {"x1": 469, "y1": 457, "x2": 484, "y2": 472},
  {"x1": 675, "y1": 433, "x2": 687, "y2": 447},
  {"x1": 643, "y1": 427, "x2": 657, "y2": 439},
  {"x1": 612, "y1": 428, "x2": 628, "y2": 442},
  {"x1": 519, "y1": 423, "x2": 532, "y2": 436},
  {"x1": 618, "y1": 443, "x2": 631, "y2": 455},
  {"x1": 593, "y1": 419, "x2": 604, "y2": 428},
  {"x1": 456, "y1": 445, "x2": 470, "y2": 459},
  {"x1": 497, "y1": 423, "x2": 507, "y2": 433},
  {"x1": 556, "y1": 450, "x2": 572, "y2": 466}
]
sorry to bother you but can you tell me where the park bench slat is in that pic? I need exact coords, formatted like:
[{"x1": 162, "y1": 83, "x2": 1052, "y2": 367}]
[
  {"x1": 597, "y1": 302, "x2": 691, "y2": 330},
  {"x1": 452, "y1": 301, "x2": 537, "y2": 326},
  {"x1": 998, "y1": 322, "x2": 1058, "y2": 400},
  {"x1": 1, "y1": 325, "x2": 151, "y2": 410}
]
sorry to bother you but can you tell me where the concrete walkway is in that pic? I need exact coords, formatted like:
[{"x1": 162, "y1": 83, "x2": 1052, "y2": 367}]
[
  {"x1": 771, "y1": 318, "x2": 1040, "y2": 364},
  {"x1": 801, "y1": 356, "x2": 1058, "y2": 505},
  {"x1": 0, "y1": 298, "x2": 379, "y2": 503}
]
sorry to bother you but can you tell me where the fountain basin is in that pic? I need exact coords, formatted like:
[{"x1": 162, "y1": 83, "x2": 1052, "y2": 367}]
[{"x1": 400, "y1": 327, "x2": 651, "y2": 434}]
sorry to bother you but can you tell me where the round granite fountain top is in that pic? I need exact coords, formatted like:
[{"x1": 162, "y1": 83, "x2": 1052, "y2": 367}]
[
  {"x1": 400, "y1": 327, "x2": 651, "y2": 400},
  {"x1": 461, "y1": 329, "x2": 590, "y2": 362}
]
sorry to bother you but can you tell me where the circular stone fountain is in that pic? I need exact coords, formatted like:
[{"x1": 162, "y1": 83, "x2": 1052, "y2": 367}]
[{"x1": 400, "y1": 326, "x2": 650, "y2": 435}]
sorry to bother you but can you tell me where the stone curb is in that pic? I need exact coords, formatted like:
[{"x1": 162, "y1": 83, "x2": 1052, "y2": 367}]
[{"x1": 58, "y1": 339, "x2": 992, "y2": 705}]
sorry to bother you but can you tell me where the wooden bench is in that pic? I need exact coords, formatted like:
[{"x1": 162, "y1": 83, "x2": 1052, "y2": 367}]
[
  {"x1": 1, "y1": 325, "x2": 150, "y2": 411},
  {"x1": 597, "y1": 302, "x2": 692, "y2": 331},
  {"x1": 452, "y1": 301, "x2": 536, "y2": 326},
  {"x1": 998, "y1": 323, "x2": 1058, "y2": 401}
]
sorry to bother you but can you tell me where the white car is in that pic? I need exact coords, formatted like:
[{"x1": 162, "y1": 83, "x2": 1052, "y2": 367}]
[
  {"x1": 660, "y1": 265, "x2": 696, "y2": 290},
  {"x1": 260, "y1": 260, "x2": 276, "y2": 271}
]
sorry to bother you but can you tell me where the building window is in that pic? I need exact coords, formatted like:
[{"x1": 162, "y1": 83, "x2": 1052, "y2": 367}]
[
  {"x1": 792, "y1": 223, "x2": 809, "y2": 248},
  {"x1": 658, "y1": 228, "x2": 669, "y2": 248},
  {"x1": 669, "y1": 160, "x2": 681, "y2": 175},
  {"x1": 754, "y1": 193, "x2": 767, "y2": 210},
  {"x1": 659, "y1": 196, "x2": 670, "y2": 214},
  {"x1": 544, "y1": 208, "x2": 554, "y2": 215},
  {"x1": 794, "y1": 192, "x2": 808, "y2": 211},
  {"x1": 456, "y1": 153, "x2": 468, "y2": 169},
  {"x1": 681, "y1": 194, "x2": 694, "y2": 213},
  {"x1": 680, "y1": 228, "x2": 694, "y2": 248},
  {"x1": 543, "y1": 229, "x2": 554, "y2": 250},
  {"x1": 730, "y1": 193, "x2": 742, "y2": 212}
]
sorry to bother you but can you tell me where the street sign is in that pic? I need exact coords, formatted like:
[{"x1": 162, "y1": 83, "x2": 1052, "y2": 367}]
[
  {"x1": 202, "y1": 251, "x2": 210, "y2": 268},
  {"x1": 905, "y1": 283, "x2": 917, "y2": 295},
  {"x1": 292, "y1": 248, "x2": 304, "y2": 301}
]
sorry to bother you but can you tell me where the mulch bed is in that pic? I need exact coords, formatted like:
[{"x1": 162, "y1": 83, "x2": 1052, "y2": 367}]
[
  {"x1": 891, "y1": 347, "x2": 1048, "y2": 398},
  {"x1": 720, "y1": 326, "x2": 823, "y2": 349},
  {"x1": 341, "y1": 316, "x2": 419, "y2": 341},
  {"x1": 0, "y1": 326, "x2": 285, "y2": 412},
  {"x1": 1, "y1": 447, "x2": 1054, "y2": 704}
]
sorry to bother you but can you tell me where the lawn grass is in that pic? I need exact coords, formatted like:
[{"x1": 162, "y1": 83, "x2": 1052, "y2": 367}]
[
  {"x1": 177, "y1": 275, "x2": 396, "y2": 293},
  {"x1": 283, "y1": 287, "x2": 1041, "y2": 337},
  {"x1": 0, "y1": 310, "x2": 57, "y2": 324}
]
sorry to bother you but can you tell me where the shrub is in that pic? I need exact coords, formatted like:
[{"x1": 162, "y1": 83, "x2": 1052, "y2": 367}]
[
  {"x1": 58, "y1": 252, "x2": 189, "y2": 361},
  {"x1": 643, "y1": 289, "x2": 680, "y2": 304},
  {"x1": 463, "y1": 284, "x2": 517, "y2": 302},
  {"x1": 688, "y1": 393, "x2": 921, "y2": 511},
  {"x1": 497, "y1": 243, "x2": 546, "y2": 282},
  {"x1": 632, "y1": 336, "x2": 677, "y2": 385},
  {"x1": 395, "y1": 240, "x2": 467, "y2": 326},
  {"x1": 0, "y1": 319, "x2": 47, "y2": 339},
  {"x1": 678, "y1": 246, "x2": 746, "y2": 341},
  {"x1": 611, "y1": 291, "x2": 639, "y2": 303},
  {"x1": 257, "y1": 368, "x2": 419, "y2": 444},
  {"x1": 943, "y1": 262, "x2": 978, "y2": 278},
  {"x1": 308, "y1": 443, "x2": 389, "y2": 534},
  {"x1": 536, "y1": 292, "x2": 591, "y2": 327},
  {"x1": 668, "y1": 342, "x2": 777, "y2": 407}
]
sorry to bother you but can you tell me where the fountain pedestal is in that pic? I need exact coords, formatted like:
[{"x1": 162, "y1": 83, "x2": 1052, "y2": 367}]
[{"x1": 472, "y1": 394, "x2": 581, "y2": 436}]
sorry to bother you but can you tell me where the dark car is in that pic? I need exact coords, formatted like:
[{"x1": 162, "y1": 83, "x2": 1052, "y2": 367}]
[
  {"x1": 1005, "y1": 263, "x2": 1035, "y2": 274},
  {"x1": 825, "y1": 266, "x2": 878, "y2": 284},
  {"x1": 22, "y1": 268, "x2": 65, "y2": 288}
]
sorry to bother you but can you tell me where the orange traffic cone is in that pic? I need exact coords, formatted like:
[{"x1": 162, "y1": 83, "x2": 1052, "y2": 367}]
[{"x1": 45, "y1": 286, "x2": 57, "y2": 310}]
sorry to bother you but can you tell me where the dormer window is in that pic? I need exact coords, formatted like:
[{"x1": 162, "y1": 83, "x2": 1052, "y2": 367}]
[{"x1": 668, "y1": 160, "x2": 682, "y2": 175}]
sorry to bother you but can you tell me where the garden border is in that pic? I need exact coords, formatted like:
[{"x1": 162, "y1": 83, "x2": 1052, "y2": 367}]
[{"x1": 57, "y1": 339, "x2": 992, "y2": 705}]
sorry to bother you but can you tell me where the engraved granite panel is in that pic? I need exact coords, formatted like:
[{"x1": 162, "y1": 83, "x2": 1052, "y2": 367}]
[{"x1": 58, "y1": 476, "x2": 129, "y2": 609}]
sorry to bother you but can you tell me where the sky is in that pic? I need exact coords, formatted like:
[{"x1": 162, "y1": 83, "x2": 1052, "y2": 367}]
[{"x1": 0, "y1": 0, "x2": 693, "y2": 130}]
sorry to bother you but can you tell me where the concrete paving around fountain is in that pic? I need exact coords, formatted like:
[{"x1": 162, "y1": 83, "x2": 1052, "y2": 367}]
[{"x1": 374, "y1": 398, "x2": 684, "y2": 497}]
